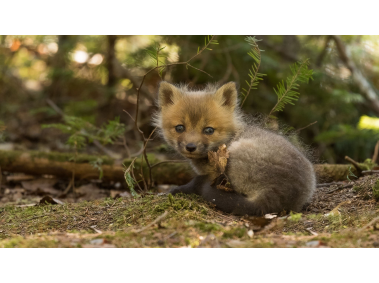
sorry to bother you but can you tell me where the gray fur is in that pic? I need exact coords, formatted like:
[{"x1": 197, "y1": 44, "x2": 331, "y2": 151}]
[
  {"x1": 155, "y1": 82, "x2": 316, "y2": 216},
  {"x1": 225, "y1": 125, "x2": 316, "y2": 214}
]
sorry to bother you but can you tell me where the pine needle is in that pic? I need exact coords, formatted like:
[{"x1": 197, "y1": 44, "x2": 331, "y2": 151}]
[
  {"x1": 268, "y1": 58, "x2": 313, "y2": 117},
  {"x1": 241, "y1": 36, "x2": 266, "y2": 107}
]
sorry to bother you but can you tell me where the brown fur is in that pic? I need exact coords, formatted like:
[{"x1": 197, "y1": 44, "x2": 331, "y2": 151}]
[{"x1": 154, "y1": 81, "x2": 316, "y2": 215}]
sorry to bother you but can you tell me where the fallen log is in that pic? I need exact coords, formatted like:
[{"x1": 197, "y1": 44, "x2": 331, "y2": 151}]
[
  {"x1": 0, "y1": 150, "x2": 357, "y2": 185},
  {"x1": 0, "y1": 150, "x2": 192, "y2": 185}
]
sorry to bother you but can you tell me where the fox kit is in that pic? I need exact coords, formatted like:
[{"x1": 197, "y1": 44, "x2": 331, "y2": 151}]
[{"x1": 154, "y1": 81, "x2": 316, "y2": 216}]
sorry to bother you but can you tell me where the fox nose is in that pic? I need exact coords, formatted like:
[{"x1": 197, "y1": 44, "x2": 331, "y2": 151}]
[{"x1": 185, "y1": 143, "x2": 197, "y2": 152}]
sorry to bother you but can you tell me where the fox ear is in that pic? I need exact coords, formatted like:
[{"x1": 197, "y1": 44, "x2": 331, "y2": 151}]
[
  {"x1": 214, "y1": 82, "x2": 238, "y2": 109},
  {"x1": 158, "y1": 82, "x2": 182, "y2": 107}
]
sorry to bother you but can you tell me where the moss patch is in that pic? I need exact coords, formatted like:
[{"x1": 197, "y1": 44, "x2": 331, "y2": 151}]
[{"x1": 2, "y1": 174, "x2": 379, "y2": 248}]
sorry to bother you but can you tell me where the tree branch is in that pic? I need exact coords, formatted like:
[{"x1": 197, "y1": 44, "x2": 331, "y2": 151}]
[{"x1": 330, "y1": 35, "x2": 379, "y2": 115}]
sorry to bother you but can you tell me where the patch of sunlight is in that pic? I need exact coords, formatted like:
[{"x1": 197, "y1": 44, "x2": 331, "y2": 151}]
[
  {"x1": 120, "y1": 79, "x2": 133, "y2": 90},
  {"x1": 47, "y1": 42, "x2": 58, "y2": 54},
  {"x1": 358, "y1": 115, "x2": 379, "y2": 130},
  {"x1": 88, "y1": 54, "x2": 103, "y2": 65},
  {"x1": 72, "y1": 50, "x2": 89, "y2": 64}
]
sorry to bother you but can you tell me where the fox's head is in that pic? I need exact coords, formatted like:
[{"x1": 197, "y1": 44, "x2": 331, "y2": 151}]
[{"x1": 154, "y1": 82, "x2": 244, "y2": 159}]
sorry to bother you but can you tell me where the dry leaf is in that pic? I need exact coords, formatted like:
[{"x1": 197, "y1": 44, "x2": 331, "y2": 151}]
[
  {"x1": 208, "y1": 144, "x2": 234, "y2": 192},
  {"x1": 219, "y1": 157, "x2": 228, "y2": 170},
  {"x1": 324, "y1": 200, "x2": 351, "y2": 217},
  {"x1": 208, "y1": 144, "x2": 230, "y2": 175},
  {"x1": 217, "y1": 183, "x2": 234, "y2": 192}
]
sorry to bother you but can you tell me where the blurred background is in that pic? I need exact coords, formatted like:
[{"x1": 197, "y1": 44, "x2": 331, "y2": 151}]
[{"x1": 1, "y1": 35, "x2": 379, "y2": 164}]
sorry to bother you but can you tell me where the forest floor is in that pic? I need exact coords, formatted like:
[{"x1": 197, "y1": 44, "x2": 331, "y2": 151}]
[{"x1": 1, "y1": 172, "x2": 379, "y2": 248}]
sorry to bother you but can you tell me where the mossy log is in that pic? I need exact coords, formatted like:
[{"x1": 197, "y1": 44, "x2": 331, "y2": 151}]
[
  {"x1": 0, "y1": 150, "x2": 356, "y2": 185},
  {"x1": 0, "y1": 150, "x2": 192, "y2": 185}
]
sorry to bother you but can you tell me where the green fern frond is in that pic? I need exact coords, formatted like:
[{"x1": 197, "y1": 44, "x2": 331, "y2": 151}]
[
  {"x1": 268, "y1": 58, "x2": 313, "y2": 117},
  {"x1": 241, "y1": 36, "x2": 266, "y2": 106}
]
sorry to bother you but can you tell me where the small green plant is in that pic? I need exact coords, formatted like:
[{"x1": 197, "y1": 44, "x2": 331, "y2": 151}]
[
  {"x1": 362, "y1": 158, "x2": 377, "y2": 170},
  {"x1": 347, "y1": 166, "x2": 358, "y2": 181},
  {"x1": 42, "y1": 115, "x2": 125, "y2": 183},
  {"x1": 288, "y1": 211, "x2": 302, "y2": 222},
  {"x1": 123, "y1": 158, "x2": 138, "y2": 197},
  {"x1": 43, "y1": 116, "x2": 126, "y2": 150},
  {"x1": 90, "y1": 158, "x2": 104, "y2": 180}
]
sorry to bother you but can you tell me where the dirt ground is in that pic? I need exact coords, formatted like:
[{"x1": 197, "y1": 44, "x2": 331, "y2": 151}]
[{"x1": 1, "y1": 172, "x2": 379, "y2": 248}]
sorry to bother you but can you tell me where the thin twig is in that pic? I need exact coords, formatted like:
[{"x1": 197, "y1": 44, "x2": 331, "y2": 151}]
[
  {"x1": 46, "y1": 98, "x2": 65, "y2": 116},
  {"x1": 134, "y1": 211, "x2": 169, "y2": 233},
  {"x1": 359, "y1": 216, "x2": 379, "y2": 232},
  {"x1": 122, "y1": 109, "x2": 135, "y2": 123},
  {"x1": 130, "y1": 144, "x2": 145, "y2": 158},
  {"x1": 296, "y1": 121, "x2": 318, "y2": 133},
  {"x1": 317, "y1": 182, "x2": 344, "y2": 188},
  {"x1": 93, "y1": 140, "x2": 122, "y2": 159},
  {"x1": 122, "y1": 136, "x2": 131, "y2": 158},
  {"x1": 187, "y1": 63, "x2": 213, "y2": 78},
  {"x1": 345, "y1": 156, "x2": 363, "y2": 175},
  {"x1": 326, "y1": 184, "x2": 353, "y2": 194}
]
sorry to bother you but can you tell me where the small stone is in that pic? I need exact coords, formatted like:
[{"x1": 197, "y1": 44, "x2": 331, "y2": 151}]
[
  {"x1": 90, "y1": 238, "x2": 104, "y2": 245},
  {"x1": 306, "y1": 240, "x2": 320, "y2": 247}
]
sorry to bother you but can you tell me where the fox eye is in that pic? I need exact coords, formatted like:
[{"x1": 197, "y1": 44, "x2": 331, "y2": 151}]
[
  {"x1": 203, "y1": 127, "x2": 214, "y2": 135},
  {"x1": 175, "y1": 125, "x2": 185, "y2": 133}
]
